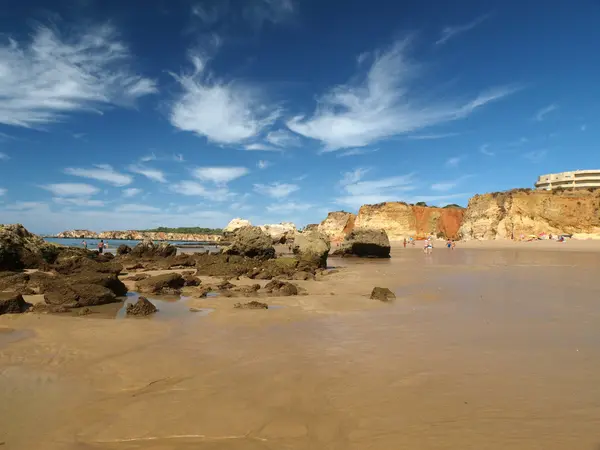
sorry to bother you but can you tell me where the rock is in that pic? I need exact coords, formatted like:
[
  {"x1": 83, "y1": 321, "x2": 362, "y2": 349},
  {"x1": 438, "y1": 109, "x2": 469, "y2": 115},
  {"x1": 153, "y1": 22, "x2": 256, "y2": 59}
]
[
  {"x1": 333, "y1": 228, "x2": 391, "y2": 258},
  {"x1": 126, "y1": 296, "x2": 158, "y2": 316},
  {"x1": 223, "y1": 218, "x2": 252, "y2": 235},
  {"x1": 68, "y1": 272, "x2": 128, "y2": 297},
  {"x1": 44, "y1": 282, "x2": 118, "y2": 307},
  {"x1": 217, "y1": 279, "x2": 235, "y2": 290},
  {"x1": 292, "y1": 231, "x2": 331, "y2": 269},
  {"x1": 318, "y1": 211, "x2": 356, "y2": 243},
  {"x1": 260, "y1": 222, "x2": 297, "y2": 244},
  {"x1": 125, "y1": 262, "x2": 145, "y2": 270},
  {"x1": 0, "y1": 292, "x2": 31, "y2": 314},
  {"x1": 183, "y1": 275, "x2": 201, "y2": 286},
  {"x1": 53, "y1": 256, "x2": 123, "y2": 276},
  {"x1": 31, "y1": 303, "x2": 72, "y2": 314},
  {"x1": 130, "y1": 239, "x2": 177, "y2": 258},
  {"x1": 125, "y1": 273, "x2": 150, "y2": 281},
  {"x1": 233, "y1": 284, "x2": 261, "y2": 296},
  {"x1": 234, "y1": 300, "x2": 268, "y2": 309},
  {"x1": 135, "y1": 273, "x2": 185, "y2": 294},
  {"x1": 78, "y1": 307, "x2": 92, "y2": 316},
  {"x1": 0, "y1": 224, "x2": 60, "y2": 271},
  {"x1": 292, "y1": 271, "x2": 314, "y2": 281},
  {"x1": 222, "y1": 226, "x2": 275, "y2": 260},
  {"x1": 263, "y1": 280, "x2": 298, "y2": 296},
  {"x1": 56, "y1": 229, "x2": 99, "y2": 239},
  {"x1": 370, "y1": 287, "x2": 396, "y2": 302},
  {"x1": 117, "y1": 244, "x2": 132, "y2": 256}
]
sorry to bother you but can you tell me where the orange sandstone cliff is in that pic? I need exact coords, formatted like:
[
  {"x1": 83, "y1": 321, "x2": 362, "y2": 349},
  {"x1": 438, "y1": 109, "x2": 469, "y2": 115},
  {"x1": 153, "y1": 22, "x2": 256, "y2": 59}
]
[
  {"x1": 459, "y1": 189, "x2": 600, "y2": 240},
  {"x1": 317, "y1": 211, "x2": 356, "y2": 242}
]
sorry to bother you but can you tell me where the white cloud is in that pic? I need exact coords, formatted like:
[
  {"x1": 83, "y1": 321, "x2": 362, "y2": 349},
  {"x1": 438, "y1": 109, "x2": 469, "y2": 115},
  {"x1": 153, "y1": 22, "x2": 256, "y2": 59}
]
[
  {"x1": 244, "y1": 143, "x2": 280, "y2": 151},
  {"x1": 339, "y1": 167, "x2": 370, "y2": 186},
  {"x1": 0, "y1": 188, "x2": 6, "y2": 196},
  {"x1": 170, "y1": 180, "x2": 233, "y2": 201},
  {"x1": 265, "y1": 201, "x2": 313, "y2": 213},
  {"x1": 445, "y1": 156, "x2": 463, "y2": 168},
  {"x1": 336, "y1": 170, "x2": 416, "y2": 208},
  {"x1": 41, "y1": 183, "x2": 99, "y2": 197},
  {"x1": 169, "y1": 53, "x2": 279, "y2": 144},
  {"x1": 336, "y1": 148, "x2": 379, "y2": 158},
  {"x1": 0, "y1": 152, "x2": 9, "y2": 160},
  {"x1": 479, "y1": 144, "x2": 494, "y2": 156},
  {"x1": 265, "y1": 129, "x2": 301, "y2": 148},
  {"x1": 253, "y1": 182, "x2": 299, "y2": 198},
  {"x1": 53, "y1": 197, "x2": 105, "y2": 207},
  {"x1": 430, "y1": 175, "x2": 471, "y2": 192},
  {"x1": 287, "y1": 38, "x2": 519, "y2": 151},
  {"x1": 5, "y1": 201, "x2": 47, "y2": 210},
  {"x1": 115, "y1": 203, "x2": 161, "y2": 213},
  {"x1": 192, "y1": 166, "x2": 249, "y2": 184},
  {"x1": 128, "y1": 165, "x2": 167, "y2": 183},
  {"x1": 523, "y1": 150, "x2": 547, "y2": 163},
  {"x1": 243, "y1": 0, "x2": 296, "y2": 28},
  {"x1": 140, "y1": 153, "x2": 157, "y2": 162},
  {"x1": 534, "y1": 104, "x2": 558, "y2": 121},
  {"x1": 0, "y1": 23, "x2": 156, "y2": 128},
  {"x1": 122, "y1": 188, "x2": 142, "y2": 197},
  {"x1": 436, "y1": 14, "x2": 492, "y2": 45},
  {"x1": 64, "y1": 164, "x2": 133, "y2": 186},
  {"x1": 257, "y1": 160, "x2": 270, "y2": 169},
  {"x1": 173, "y1": 153, "x2": 185, "y2": 162},
  {"x1": 407, "y1": 132, "x2": 461, "y2": 140}
]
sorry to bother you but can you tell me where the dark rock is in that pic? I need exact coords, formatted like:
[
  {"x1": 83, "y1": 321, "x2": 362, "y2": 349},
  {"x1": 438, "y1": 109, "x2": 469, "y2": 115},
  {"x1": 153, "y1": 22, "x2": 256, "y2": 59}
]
[
  {"x1": 0, "y1": 292, "x2": 31, "y2": 314},
  {"x1": 69, "y1": 272, "x2": 128, "y2": 297},
  {"x1": 292, "y1": 231, "x2": 330, "y2": 270},
  {"x1": 370, "y1": 287, "x2": 396, "y2": 302},
  {"x1": 195, "y1": 254, "x2": 258, "y2": 278},
  {"x1": 222, "y1": 226, "x2": 275, "y2": 260},
  {"x1": 292, "y1": 271, "x2": 314, "y2": 281},
  {"x1": 52, "y1": 256, "x2": 123, "y2": 276},
  {"x1": 130, "y1": 239, "x2": 176, "y2": 258},
  {"x1": 126, "y1": 296, "x2": 157, "y2": 316},
  {"x1": 78, "y1": 307, "x2": 93, "y2": 316},
  {"x1": 0, "y1": 224, "x2": 60, "y2": 270},
  {"x1": 135, "y1": 273, "x2": 185, "y2": 294},
  {"x1": 332, "y1": 229, "x2": 391, "y2": 258},
  {"x1": 183, "y1": 275, "x2": 201, "y2": 287},
  {"x1": 117, "y1": 244, "x2": 132, "y2": 256},
  {"x1": 233, "y1": 284, "x2": 261, "y2": 296},
  {"x1": 71, "y1": 284, "x2": 117, "y2": 306},
  {"x1": 263, "y1": 280, "x2": 298, "y2": 296},
  {"x1": 125, "y1": 273, "x2": 151, "y2": 282},
  {"x1": 234, "y1": 300, "x2": 268, "y2": 309},
  {"x1": 31, "y1": 303, "x2": 71, "y2": 314},
  {"x1": 125, "y1": 263, "x2": 145, "y2": 270},
  {"x1": 217, "y1": 279, "x2": 235, "y2": 290}
]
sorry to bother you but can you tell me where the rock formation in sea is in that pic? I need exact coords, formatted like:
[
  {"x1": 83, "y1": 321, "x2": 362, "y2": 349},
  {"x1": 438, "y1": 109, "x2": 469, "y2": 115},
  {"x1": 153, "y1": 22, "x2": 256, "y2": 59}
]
[
  {"x1": 55, "y1": 229, "x2": 222, "y2": 242},
  {"x1": 317, "y1": 211, "x2": 356, "y2": 243},
  {"x1": 56, "y1": 230, "x2": 99, "y2": 239},
  {"x1": 223, "y1": 218, "x2": 252, "y2": 234},
  {"x1": 459, "y1": 189, "x2": 600, "y2": 240}
]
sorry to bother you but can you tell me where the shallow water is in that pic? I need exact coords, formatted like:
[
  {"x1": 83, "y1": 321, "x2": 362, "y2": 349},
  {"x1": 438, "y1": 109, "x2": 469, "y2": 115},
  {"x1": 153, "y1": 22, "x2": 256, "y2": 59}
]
[{"x1": 2, "y1": 248, "x2": 600, "y2": 449}]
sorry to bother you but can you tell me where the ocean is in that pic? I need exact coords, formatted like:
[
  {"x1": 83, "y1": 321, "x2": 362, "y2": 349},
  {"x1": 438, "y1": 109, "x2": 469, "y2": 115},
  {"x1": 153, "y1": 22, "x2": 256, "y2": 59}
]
[{"x1": 44, "y1": 237, "x2": 221, "y2": 252}]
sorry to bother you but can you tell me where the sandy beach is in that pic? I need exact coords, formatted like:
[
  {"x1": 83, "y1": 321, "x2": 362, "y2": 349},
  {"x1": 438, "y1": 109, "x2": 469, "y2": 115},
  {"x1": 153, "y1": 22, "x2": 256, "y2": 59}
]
[{"x1": 2, "y1": 244, "x2": 600, "y2": 449}]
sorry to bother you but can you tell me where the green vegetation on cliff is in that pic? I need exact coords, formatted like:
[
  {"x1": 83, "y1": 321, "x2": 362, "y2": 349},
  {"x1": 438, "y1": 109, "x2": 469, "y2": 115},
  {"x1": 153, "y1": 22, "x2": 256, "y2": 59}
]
[{"x1": 139, "y1": 227, "x2": 223, "y2": 235}]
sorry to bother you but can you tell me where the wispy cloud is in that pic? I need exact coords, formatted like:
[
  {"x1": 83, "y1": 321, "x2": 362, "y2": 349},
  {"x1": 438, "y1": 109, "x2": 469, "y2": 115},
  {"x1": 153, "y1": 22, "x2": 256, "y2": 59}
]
[
  {"x1": 265, "y1": 201, "x2": 313, "y2": 213},
  {"x1": 122, "y1": 188, "x2": 142, "y2": 198},
  {"x1": 192, "y1": 0, "x2": 295, "y2": 29},
  {"x1": 0, "y1": 22, "x2": 156, "y2": 128},
  {"x1": 244, "y1": 143, "x2": 281, "y2": 151},
  {"x1": 0, "y1": 152, "x2": 9, "y2": 160},
  {"x1": 41, "y1": 183, "x2": 100, "y2": 197},
  {"x1": 445, "y1": 156, "x2": 463, "y2": 168},
  {"x1": 0, "y1": 188, "x2": 6, "y2": 196},
  {"x1": 170, "y1": 180, "x2": 233, "y2": 201},
  {"x1": 115, "y1": 203, "x2": 161, "y2": 213},
  {"x1": 192, "y1": 166, "x2": 249, "y2": 184},
  {"x1": 53, "y1": 197, "x2": 105, "y2": 207},
  {"x1": 523, "y1": 150, "x2": 547, "y2": 163},
  {"x1": 140, "y1": 153, "x2": 157, "y2": 162},
  {"x1": 479, "y1": 144, "x2": 494, "y2": 156},
  {"x1": 257, "y1": 160, "x2": 270, "y2": 169},
  {"x1": 336, "y1": 169, "x2": 416, "y2": 208},
  {"x1": 534, "y1": 104, "x2": 558, "y2": 121},
  {"x1": 407, "y1": 132, "x2": 461, "y2": 140},
  {"x1": 64, "y1": 164, "x2": 133, "y2": 187},
  {"x1": 336, "y1": 148, "x2": 379, "y2": 158},
  {"x1": 430, "y1": 175, "x2": 471, "y2": 192},
  {"x1": 265, "y1": 129, "x2": 301, "y2": 148},
  {"x1": 435, "y1": 13, "x2": 492, "y2": 45},
  {"x1": 169, "y1": 53, "x2": 279, "y2": 144},
  {"x1": 128, "y1": 165, "x2": 167, "y2": 183},
  {"x1": 253, "y1": 182, "x2": 299, "y2": 198},
  {"x1": 287, "y1": 38, "x2": 519, "y2": 151}
]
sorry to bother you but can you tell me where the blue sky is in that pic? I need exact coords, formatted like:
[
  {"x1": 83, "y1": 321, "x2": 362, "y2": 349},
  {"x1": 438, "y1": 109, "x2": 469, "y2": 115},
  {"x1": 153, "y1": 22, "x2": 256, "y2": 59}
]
[{"x1": 0, "y1": 0, "x2": 598, "y2": 233}]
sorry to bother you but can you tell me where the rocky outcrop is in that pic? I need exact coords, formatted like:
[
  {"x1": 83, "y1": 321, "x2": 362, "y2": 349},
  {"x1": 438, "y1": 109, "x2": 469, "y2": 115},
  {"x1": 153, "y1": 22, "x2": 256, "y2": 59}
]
[
  {"x1": 135, "y1": 273, "x2": 185, "y2": 295},
  {"x1": 459, "y1": 189, "x2": 600, "y2": 240},
  {"x1": 126, "y1": 297, "x2": 157, "y2": 316},
  {"x1": 44, "y1": 283, "x2": 118, "y2": 307},
  {"x1": 222, "y1": 227, "x2": 275, "y2": 260},
  {"x1": 332, "y1": 228, "x2": 391, "y2": 258},
  {"x1": 224, "y1": 218, "x2": 252, "y2": 234},
  {"x1": 55, "y1": 230, "x2": 221, "y2": 242},
  {"x1": 0, "y1": 292, "x2": 31, "y2": 314},
  {"x1": 130, "y1": 239, "x2": 177, "y2": 258},
  {"x1": 260, "y1": 222, "x2": 296, "y2": 244},
  {"x1": 234, "y1": 300, "x2": 268, "y2": 309},
  {"x1": 318, "y1": 212, "x2": 356, "y2": 242},
  {"x1": 56, "y1": 230, "x2": 99, "y2": 239},
  {"x1": 370, "y1": 287, "x2": 396, "y2": 302},
  {"x1": 354, "y1": 203, "x2": 464, "y2": 241},
  {"x1": 292, "y1": 231, "x2": 330, "y2": 269},
  {"x1": 0, "y1": 224, "x2": 61, "y2": 271}
]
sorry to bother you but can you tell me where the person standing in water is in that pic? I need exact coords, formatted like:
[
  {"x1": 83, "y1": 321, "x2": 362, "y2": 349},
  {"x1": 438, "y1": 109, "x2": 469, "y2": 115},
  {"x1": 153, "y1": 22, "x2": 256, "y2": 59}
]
[
  {"x1": 97, "y1": 240, "x2": 104, "y2": 254},
  {"x1": 82, "y1": 240, "x2": 87, "y2": 249},
  {"x1": 403, "y1": 238, "x2": 407, "y2": 248}
]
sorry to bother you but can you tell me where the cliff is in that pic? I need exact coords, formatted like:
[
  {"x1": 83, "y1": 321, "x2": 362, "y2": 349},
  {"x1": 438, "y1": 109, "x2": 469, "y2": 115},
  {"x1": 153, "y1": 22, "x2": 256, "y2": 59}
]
[
  {"x1": 318, "y1": 211, "x2": 356, "y2": 242},
  {"x1": 55, "y1": 230, "x2": 222, "y2": 242},
  {"x1": 459, "y1": 189, "x2": 600, "y2": 240},
  {"x1": 353, "y1": 202, "x2": 464, "y2": 240}
]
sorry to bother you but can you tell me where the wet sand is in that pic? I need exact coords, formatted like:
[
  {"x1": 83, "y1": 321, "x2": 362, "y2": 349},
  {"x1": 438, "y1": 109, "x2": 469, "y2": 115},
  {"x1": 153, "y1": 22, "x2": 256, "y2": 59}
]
[{"x1": 2, "y1": 247, "x2": 600, "y2": 449}]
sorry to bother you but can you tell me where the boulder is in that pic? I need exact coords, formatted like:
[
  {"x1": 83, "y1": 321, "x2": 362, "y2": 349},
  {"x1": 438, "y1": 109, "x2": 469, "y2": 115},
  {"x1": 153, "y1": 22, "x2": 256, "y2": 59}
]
[
  {"x1": 68, "y1": 272, "x2": 128, "y2": 297},
  {"x1": 292, "y1": 271, "x2": 314, "y2": 281},
  {"x1": 233, "y1": 284, "x2": 261, "y2": 296},
  {"x1": 125, "y1": 273, "x2": 151, "y2": 282},
  {"x1": 53, "y1": 256, "x2": 123, "y2": 276},
  {"x1": 0, "y1": 292, "x2": 31, "y2": 314},
  {"x1": 78, "y1": 307, "x2": 93, "y2": 316},
  {"x1": 260, "y1": 222, "x2": 297, "y2": 244},
  {"x1": 130, "y1": 239, "x2": 177, "y2": 258},
  {"x1": 43, "y1": 282, "x2": 118, "y2": 307},
  {"x1": 292, "y1": 231, "x2": 331, "y2": 269},
  {"x1": 263, "y1": 280, "x2": 298, "y2": 296},
  {"x1": 31, "y1": 303, "x2": 72, "y2": 314},
  {"x1": 332, "y1": 228, "x2": 391, "y2": 258},
  {"x1": 234, "y1": 300, "x2": 268, "y2": 309},
  {"x1": 223, "y1": 218, "x2": 252, "y2": 234},
  {"x1": 183, "y1": 275, "x2": 201, "y2": 287},
  {"x1": 126, "y1": 297, "x2": 157, "y2": 316},
  {"x1": 117, "y1": 244, "x2": 132, "y2": 256},
  {"x1": 135, "y1": 273, "x2": 185, "y2": 294},
  {"x1": 0, "y1": 224, "x2": 60, "y2": 271},
  {"x1": 222, "y1": 226, "x2": 275, "y2": 260},
  {"x1": 370, "y1": 287, "x2": 396, "y2": 302}
]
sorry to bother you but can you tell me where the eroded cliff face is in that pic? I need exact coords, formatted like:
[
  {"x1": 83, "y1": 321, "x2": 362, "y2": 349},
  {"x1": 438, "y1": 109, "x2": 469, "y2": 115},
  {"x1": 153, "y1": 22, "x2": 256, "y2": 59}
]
[
  {"x1": 55, "y1": 230, "x2": 221, "y2": 242},
  {"x1": 318, "y1": 211, "x2": 356, "y2": 242},
  {"x1": 354, "y1": 203, "x2": 464, "y2": 240},
  {"x1": 459, "y1": 189, "x2": 600, "y2": 240}
]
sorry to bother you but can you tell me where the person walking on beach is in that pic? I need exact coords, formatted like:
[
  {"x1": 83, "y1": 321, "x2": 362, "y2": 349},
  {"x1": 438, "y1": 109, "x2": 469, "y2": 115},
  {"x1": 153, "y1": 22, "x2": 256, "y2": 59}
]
[
  {"x1": 82, "y1": 240, "x2": 87, "y2": 249},
  {"x1": 451, "y1": 239, "x2": 456, "y2": 250},
  {"x1": 403, "y1": 238, "x2": 407, "y2": 248},
  {"x1": 97, "y1": 240, "x2": 104, "y2": 254},
  {"x1": 446, "y1": 239, "x2": 452, "y2": 249}
]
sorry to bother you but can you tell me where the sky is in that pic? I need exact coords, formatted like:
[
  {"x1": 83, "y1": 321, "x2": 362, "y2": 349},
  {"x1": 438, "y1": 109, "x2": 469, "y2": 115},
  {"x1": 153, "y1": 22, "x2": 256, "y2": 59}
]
[{"x1": 0, "y1": 0, "x2": 598, "y2": 233}]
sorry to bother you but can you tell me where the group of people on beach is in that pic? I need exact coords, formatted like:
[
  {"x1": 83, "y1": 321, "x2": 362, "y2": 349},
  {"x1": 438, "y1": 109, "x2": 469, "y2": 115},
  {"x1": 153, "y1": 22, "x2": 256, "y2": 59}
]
[
  {"x1": 402, "y1": 235, "x2": 456, "y2": 254},
  {"x1": 81, "y1": 240, "x2": 109, "y2": 253}
]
